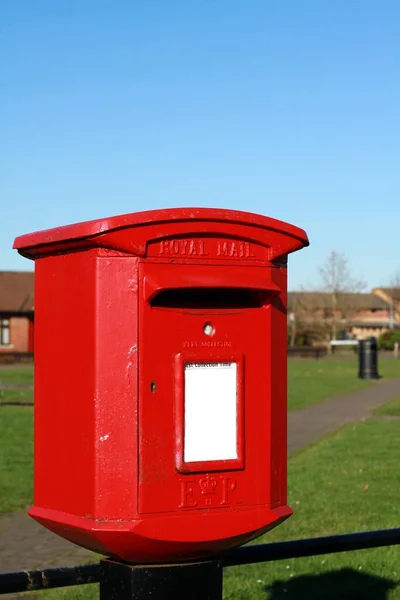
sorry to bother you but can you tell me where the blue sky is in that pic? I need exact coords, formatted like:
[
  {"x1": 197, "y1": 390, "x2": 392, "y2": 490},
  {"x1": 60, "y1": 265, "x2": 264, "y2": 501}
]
[{"x1": 1, "y1": 0, "x2": 399, "y2": 290}]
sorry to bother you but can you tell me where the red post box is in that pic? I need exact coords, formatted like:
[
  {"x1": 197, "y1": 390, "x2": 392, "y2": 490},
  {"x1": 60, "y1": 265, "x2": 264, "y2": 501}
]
[{"x1": 14, "y1": 208, "x2": 308, "y2": 563}]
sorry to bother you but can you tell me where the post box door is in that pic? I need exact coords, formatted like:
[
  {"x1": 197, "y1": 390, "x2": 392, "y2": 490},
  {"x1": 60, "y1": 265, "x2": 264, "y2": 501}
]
[{"x1": 138, "y1": 262, "x2": 283, "y2": 515}]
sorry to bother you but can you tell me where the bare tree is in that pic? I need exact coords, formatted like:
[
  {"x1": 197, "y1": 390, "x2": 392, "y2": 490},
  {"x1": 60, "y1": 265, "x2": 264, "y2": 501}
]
[
  {"x1": 288, "y1": 290, "x2": 331, "y2": 345},
  {"x1": 288, "y1": 308, "x2": 296, "y2": 347},
  {"x1": 318, "y1": 251, "x2": 366, "y2": 340},
  {"x1": 388, "y1": 269, "x2": 400, "y2": 329}
]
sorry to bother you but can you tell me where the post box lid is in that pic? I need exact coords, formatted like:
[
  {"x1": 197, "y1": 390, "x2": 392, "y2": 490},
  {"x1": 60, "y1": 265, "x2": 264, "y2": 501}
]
[{"x1": 13, "y1": 207, "x2": 309, "y2": 261}]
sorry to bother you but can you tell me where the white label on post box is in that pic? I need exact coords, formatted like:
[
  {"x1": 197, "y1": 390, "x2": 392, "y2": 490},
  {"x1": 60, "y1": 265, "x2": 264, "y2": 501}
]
[{"x1": 184, "y1": 362, "x2": 238, "y2": 463}]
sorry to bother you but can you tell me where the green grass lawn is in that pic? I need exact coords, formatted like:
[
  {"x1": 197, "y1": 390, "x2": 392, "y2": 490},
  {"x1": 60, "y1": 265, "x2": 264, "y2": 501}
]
[
  {"x1": 1, "y1": 358, "x2": 399, "y2": 412},
  {"x1": 374, "y1": 397, "x2": 400, "y2": 417},
  {"x1": 0, "y1": 406, "x2": 33, "y2": 513},
  {"x1": 223, "y1": 418, "x2": 400, "y2": 599},
  {"x1": 379, "y1": 358, "x2": 400, "y2": 379},
  {"x1": 0, "y1": 388, "x2": 33, "y2": 404},
  {"x1": 0, "y1": 366, "x2": 34, "y2": 385},
  {"x1": 0, "y1": 366, "x2": 33, "y2": 405},
  {"x1": 28, "y1": 418, "x2": 399, "y2": 599},
  {"x1": 288, "y1": 357, "x2": 400, "y2": 410}
]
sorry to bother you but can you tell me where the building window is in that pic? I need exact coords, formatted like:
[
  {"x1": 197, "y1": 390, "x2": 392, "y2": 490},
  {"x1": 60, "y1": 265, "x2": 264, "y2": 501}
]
[{"x1": 0, "y1": 319, "x2": 10, "y2": 345}]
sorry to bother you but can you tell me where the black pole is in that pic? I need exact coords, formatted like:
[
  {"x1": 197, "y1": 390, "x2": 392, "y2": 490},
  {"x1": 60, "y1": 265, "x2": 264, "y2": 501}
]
[
  {"x1": 222, "y1": 527, "x2": 400, "y2": 566},
  {"x1": 2, "y1": 528, "x2": 400, "y2": 595},
  {"x1": 358, "y1": 338, "x2": 379, "y2": 379},
  {"x1": 100, "y1": 558, "x2": 223, "y2": 600}
]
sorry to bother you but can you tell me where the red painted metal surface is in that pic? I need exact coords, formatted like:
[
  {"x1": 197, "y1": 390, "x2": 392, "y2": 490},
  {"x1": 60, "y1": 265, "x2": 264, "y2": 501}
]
[{"x1": 14, "y1": 208, "x2": 308, "y2": 563}]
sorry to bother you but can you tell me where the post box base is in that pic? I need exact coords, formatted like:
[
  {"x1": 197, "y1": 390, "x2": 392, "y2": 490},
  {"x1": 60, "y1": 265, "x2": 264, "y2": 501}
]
[
  {"x1": 358, "y1": 372, "x2": 380, "y2": 380},
  {"x1": 100, "y1": 558, "x2": 223, "y2": 600},
  {"x1": 28, "y1": 504, "x2": 292, "y2": 563}
]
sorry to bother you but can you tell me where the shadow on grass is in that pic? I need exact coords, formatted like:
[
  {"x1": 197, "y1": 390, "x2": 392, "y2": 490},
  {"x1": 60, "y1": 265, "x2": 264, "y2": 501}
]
[{"x1": 265, "y1": 568, "x2": 397, "y2": 600}]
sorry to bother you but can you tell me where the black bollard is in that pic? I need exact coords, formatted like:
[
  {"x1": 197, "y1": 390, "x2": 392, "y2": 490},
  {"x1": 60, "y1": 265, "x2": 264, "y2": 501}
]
[
  {"x1": 100, "y1": 558, "x2": 223, "y2": 600},
  {"x1": 358, "y1": 338, "x2": 379, "y2": 380}
]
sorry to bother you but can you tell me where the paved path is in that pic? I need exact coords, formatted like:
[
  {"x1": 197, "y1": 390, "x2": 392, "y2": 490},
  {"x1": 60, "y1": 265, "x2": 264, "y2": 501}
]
[
  {"x1": 1, "y1": 377, "x2": 400, "y2": 584},
  {"x1": 0, "y1": 511, "x2": 93, "y2": 573},
  {"x1": 288, "y1": 377, "x2": 400, "y2": 454}
]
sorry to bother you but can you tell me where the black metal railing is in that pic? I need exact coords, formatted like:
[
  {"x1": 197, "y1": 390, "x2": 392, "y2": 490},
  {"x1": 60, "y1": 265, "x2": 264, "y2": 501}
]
[{"x1": 1, "y1": 528, "x2": 399, "y2": 598}]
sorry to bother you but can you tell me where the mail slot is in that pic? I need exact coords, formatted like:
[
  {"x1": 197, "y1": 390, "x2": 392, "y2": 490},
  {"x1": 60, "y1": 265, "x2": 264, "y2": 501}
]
[{"x1": 14, "y1": 207, "x2": 309, "y2": 563}]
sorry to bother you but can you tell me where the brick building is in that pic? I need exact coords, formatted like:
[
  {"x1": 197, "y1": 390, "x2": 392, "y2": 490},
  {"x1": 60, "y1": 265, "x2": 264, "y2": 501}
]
[
  {"x1": 373, "y1": 287, "x2": 400, "y2": 326},
  {"x1": 1, "y1": 271, "x2": 399, "y2": 352},
  {"x1": 0, "y1": 271, "x2": 34, "y2": 354},
  {"x1": 288, "y1": 289, "x2": 400, "y2": 343}
]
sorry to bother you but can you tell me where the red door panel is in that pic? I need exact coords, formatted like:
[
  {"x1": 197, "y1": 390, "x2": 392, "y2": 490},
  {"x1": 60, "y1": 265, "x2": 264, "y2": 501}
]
[{"x1": 138, "y1": 263, "x2": 276, "y2": 515}]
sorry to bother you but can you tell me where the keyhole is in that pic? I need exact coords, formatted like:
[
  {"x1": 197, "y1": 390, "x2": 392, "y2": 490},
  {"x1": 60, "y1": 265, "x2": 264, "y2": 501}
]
[
  {"x1": 203, "y1": 323, "x2": 215, "y2": 336},
  {"x1": 150, "y1": 382, "x2": 157, "y2": 393}
]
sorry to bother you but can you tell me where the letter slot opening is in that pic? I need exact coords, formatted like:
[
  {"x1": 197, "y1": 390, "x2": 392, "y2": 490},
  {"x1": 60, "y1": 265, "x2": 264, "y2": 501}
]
[{"x1": 149, "y1": 287, "x2": 272, "y2": 309}]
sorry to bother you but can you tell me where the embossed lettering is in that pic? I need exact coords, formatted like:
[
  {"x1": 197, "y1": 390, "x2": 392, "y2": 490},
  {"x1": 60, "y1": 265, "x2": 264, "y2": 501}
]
[
  {"x1": 217, "y1": 242, "x2": 229, "y2": 257},
  {"x1": 179, "y1": 481, "x2": 198, "y2": 508},
  {"x1": 183, "y1": 341, "x2": 199, "y2": 348},
  {"x1": 188, "y1": 240, "x2": 197, "y2": 255},
  {"x1": 229, "y1": 242, "x2": 238, "y2": 257},
  {"x1": 199, "y1": 475, "x2": 218, "y2": 495},
  {"x1": 244, "y1": 242, "x2": 255, "y2": 258},
  {"x1": 158, "y1": 239, "x2": 208, "y2": 257},
  {"x1": 158, "y1": 238, "x2": 256, "y2": 259},
  {"x1": 171, "y1": 240, "x2": 180, "y2": 254},
  {"x1": 200, "y1": 340, "x2": 232, "y2": 348},
  {"x1": 216, "y1": 241, "x2": 256, "y2": 258},
  {"x1": 159, "y1": 240, "x2": 169, "y2": 254},
  {"x1": 178, "y1": 476, "x2": 240, "y2": 510},
  {"x1": 220, "y1": 477, "x2": 237, "y2": 506}
]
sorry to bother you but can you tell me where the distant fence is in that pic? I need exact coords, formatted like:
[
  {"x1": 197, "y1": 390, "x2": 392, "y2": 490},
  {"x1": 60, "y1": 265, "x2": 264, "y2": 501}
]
[
  {"x1": 0, "y1": 352, "x2": 33, "y2": 365},
  {"x1": 330, "y1": 340, "x2": 359, "y2": 354},
  {"x1": 288, "y1": 346, "x2": 328, "y2": 359}
]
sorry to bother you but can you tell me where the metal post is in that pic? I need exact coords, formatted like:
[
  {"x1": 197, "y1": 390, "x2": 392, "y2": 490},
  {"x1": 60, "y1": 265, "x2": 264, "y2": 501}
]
[{"x1": 100, "y1": 558, "x2": 223, "y2": 600}]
